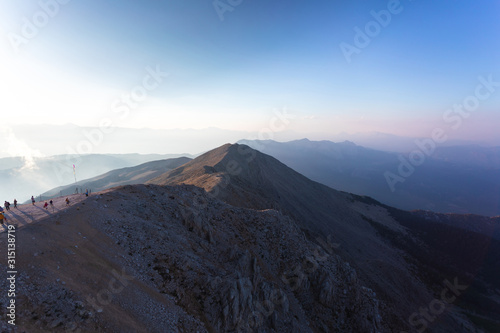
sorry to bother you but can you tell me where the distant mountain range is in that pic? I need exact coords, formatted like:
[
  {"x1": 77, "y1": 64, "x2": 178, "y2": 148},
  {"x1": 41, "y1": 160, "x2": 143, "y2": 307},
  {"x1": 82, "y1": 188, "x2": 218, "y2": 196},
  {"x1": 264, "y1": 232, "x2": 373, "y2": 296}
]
[
  {"x1": 5, "y1": 123, "x2": 495, "y2": 158},
  {"x1": 238, "y1": 139, "x2": 500, "y2": 216}
]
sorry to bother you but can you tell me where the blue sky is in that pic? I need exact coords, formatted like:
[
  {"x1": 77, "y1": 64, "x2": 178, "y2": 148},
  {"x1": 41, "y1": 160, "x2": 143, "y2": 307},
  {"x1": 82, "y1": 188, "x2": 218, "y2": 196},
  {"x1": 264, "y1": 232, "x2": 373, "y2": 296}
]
[{"x1": 1, "y1": 0, "x2": 499, "y2": 154}]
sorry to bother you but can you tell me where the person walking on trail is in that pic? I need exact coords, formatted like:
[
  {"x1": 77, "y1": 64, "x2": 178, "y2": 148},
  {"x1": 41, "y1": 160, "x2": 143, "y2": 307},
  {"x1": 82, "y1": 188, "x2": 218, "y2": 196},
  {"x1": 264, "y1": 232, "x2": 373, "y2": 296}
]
[
  {"x1": 49, "y1": 200, "x2": 53, "y2": 207},
  {"x1": 0, "y1": 211, "x2": 6, "y2": 226},
  {"x1": 43, "y1": 202, "x2": 49, "y2": 209},
  {"x1": 31, "y1": 196, "x2": 36, "y2": 205},
  {"x1": 13, "y1": 199, "x2": 17, "y2": 209},
  {"x1": 4, "y1": 201, "x2": 10, "y2": 211},
  {"x1": 65, "y1": 198, "x2": 70, "y2": 206},
  {"x1": 85, "y1": 189, "x2": 89, "y2": 197}
]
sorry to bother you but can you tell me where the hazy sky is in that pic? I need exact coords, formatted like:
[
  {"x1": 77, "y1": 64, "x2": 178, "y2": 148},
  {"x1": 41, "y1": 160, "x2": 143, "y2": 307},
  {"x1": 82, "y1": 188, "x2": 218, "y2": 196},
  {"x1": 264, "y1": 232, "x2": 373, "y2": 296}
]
[{"x1": 1, "y1": 0, "x2": 499, "y2": 156}]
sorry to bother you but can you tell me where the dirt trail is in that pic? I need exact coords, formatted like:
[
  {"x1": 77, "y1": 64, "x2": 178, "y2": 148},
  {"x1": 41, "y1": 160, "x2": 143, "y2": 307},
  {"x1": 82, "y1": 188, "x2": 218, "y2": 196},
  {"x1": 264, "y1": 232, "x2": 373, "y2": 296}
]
[{"x1": 0, "y1": 193, "x2": 89, "y2": 233}]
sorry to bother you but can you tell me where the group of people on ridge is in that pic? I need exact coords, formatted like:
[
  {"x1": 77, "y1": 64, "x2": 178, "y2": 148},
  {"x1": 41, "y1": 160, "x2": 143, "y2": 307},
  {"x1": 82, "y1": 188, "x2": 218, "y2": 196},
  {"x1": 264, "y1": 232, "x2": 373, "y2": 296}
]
[
  {"x1": 3, "y1": 200, "x2": 16, "y2": 210},
  {"x1": 1, "y1": 191, "x2": 88, "y2": 228},
  {"x1": 43, "y1": 200, "x2": 54, "y2": 209},
  {"x1": 0, "y1": 199, "x2": 16, "y2": 225}
]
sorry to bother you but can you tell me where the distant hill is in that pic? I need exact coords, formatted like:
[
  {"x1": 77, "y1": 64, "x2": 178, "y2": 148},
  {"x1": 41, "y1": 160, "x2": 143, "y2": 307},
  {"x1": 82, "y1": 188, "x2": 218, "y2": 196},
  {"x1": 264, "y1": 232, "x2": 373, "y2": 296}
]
[
  {"x1": 37, "y1": 157, "x2": 191, "y2": 201},
  {"x1": 0, "y1": 153, "x2": 192, "y2": 203},
  {"x1": 237, "y1": 139, "x2": 500, "y2": 216},
  {"x1": 148, "y1": 143, "x2": 500, "y2": 331}
]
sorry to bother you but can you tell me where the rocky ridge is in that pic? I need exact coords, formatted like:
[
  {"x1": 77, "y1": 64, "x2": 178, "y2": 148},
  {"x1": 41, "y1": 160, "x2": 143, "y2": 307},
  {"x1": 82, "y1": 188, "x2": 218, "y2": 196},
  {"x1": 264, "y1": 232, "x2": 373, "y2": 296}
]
[{"x1": 0, "y1": 184, "x2": 381, "y2": 332}]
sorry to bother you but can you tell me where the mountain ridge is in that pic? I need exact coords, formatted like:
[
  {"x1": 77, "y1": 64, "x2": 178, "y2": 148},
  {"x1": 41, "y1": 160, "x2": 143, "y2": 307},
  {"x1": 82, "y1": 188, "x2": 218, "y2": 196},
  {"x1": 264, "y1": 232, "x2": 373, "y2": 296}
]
[
  {"x1": 36, "y1": 156, "x2": 191, "y2": 201},
  {"x1": 148, "y1": 143, "x2": 485, "y2": 331}
]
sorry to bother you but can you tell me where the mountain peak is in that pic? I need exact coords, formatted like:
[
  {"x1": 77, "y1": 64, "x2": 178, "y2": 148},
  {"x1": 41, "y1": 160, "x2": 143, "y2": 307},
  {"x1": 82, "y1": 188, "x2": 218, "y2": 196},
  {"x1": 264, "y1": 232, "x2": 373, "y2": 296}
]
[{"x1": 148, "y1": 143, "x2": 298, "y2": 207}]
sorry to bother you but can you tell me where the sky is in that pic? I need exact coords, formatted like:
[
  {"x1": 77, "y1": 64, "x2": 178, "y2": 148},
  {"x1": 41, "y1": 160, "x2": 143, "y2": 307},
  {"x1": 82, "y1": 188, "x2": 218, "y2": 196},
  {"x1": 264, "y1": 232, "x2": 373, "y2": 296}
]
[{"x1": 0, "y1": 0, "x2": 499, "y2": 156}]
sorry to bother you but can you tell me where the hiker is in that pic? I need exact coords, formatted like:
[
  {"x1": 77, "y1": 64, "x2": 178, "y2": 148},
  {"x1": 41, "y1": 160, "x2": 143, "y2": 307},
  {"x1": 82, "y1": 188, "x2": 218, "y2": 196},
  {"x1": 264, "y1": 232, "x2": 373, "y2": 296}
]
[
  {"x1": 85, "y1": 189, "x2": 89, "y2": 197},
  {"x1": 49, "y1": 199, "x2": 53, "y2": 207},
  {"x1": 65, "y1": 198, "x2": 70, "y2": 206},
  {"x1": 4, "y1": 201, "x2": 10, "y2": 211},
  {"x1": 0, "y1": 211, "x2": 6, "y2": 226},
  {"x1": 13, "y1": 199, "x2": 17, "y2": 208},
  {"x1": 43, "y1": 202, "x2": 49, "y2": 209},
  {"x1": 31, "y1": 196, "x2": 36, "y2": 205}
]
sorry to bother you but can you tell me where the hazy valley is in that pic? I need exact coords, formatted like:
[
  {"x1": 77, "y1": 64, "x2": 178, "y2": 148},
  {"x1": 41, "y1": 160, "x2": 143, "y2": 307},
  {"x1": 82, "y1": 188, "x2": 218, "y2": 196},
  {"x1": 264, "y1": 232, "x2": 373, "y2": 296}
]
[{"x1": 239, "y1": 139, "x2": 500, "y2": 216}]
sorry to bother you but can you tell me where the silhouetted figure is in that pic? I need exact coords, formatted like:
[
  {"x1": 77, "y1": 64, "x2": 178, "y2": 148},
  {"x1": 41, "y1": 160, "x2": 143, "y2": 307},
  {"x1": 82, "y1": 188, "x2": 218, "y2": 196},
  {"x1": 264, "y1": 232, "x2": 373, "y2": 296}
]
[
  {"x1": 31, "y1": 196, "x2": 36, "y2": 205},
  {"x1": 85, "y1": 189, "x2": 89, "y2": 197},
  {"x1": 13, "y1": 199, "x2": 17, "y2": 209},
  {"x1": 65, "y1": 198, "x2": 70, "y2": 206},
  {"x1": 43, "y1": 202, "x2": 49, "y2": 209}
]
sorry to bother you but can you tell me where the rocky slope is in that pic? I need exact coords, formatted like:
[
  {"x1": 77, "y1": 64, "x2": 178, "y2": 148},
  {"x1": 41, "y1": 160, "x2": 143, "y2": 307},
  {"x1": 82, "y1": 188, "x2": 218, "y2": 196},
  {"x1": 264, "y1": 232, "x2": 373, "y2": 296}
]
[{"x1": 0, "y1": 184, "x2": 381, "y2": 332}]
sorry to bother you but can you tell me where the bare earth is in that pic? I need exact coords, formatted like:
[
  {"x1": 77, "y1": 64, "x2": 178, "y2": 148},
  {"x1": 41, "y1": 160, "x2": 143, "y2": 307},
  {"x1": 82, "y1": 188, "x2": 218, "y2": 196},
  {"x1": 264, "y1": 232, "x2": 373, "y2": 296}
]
[
  {"x1": 0, "y1": 185, "x2": 381, "y2": 332},
  {"x1": 1, "y1": 194, "x2": 88, "y2": 233}
]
